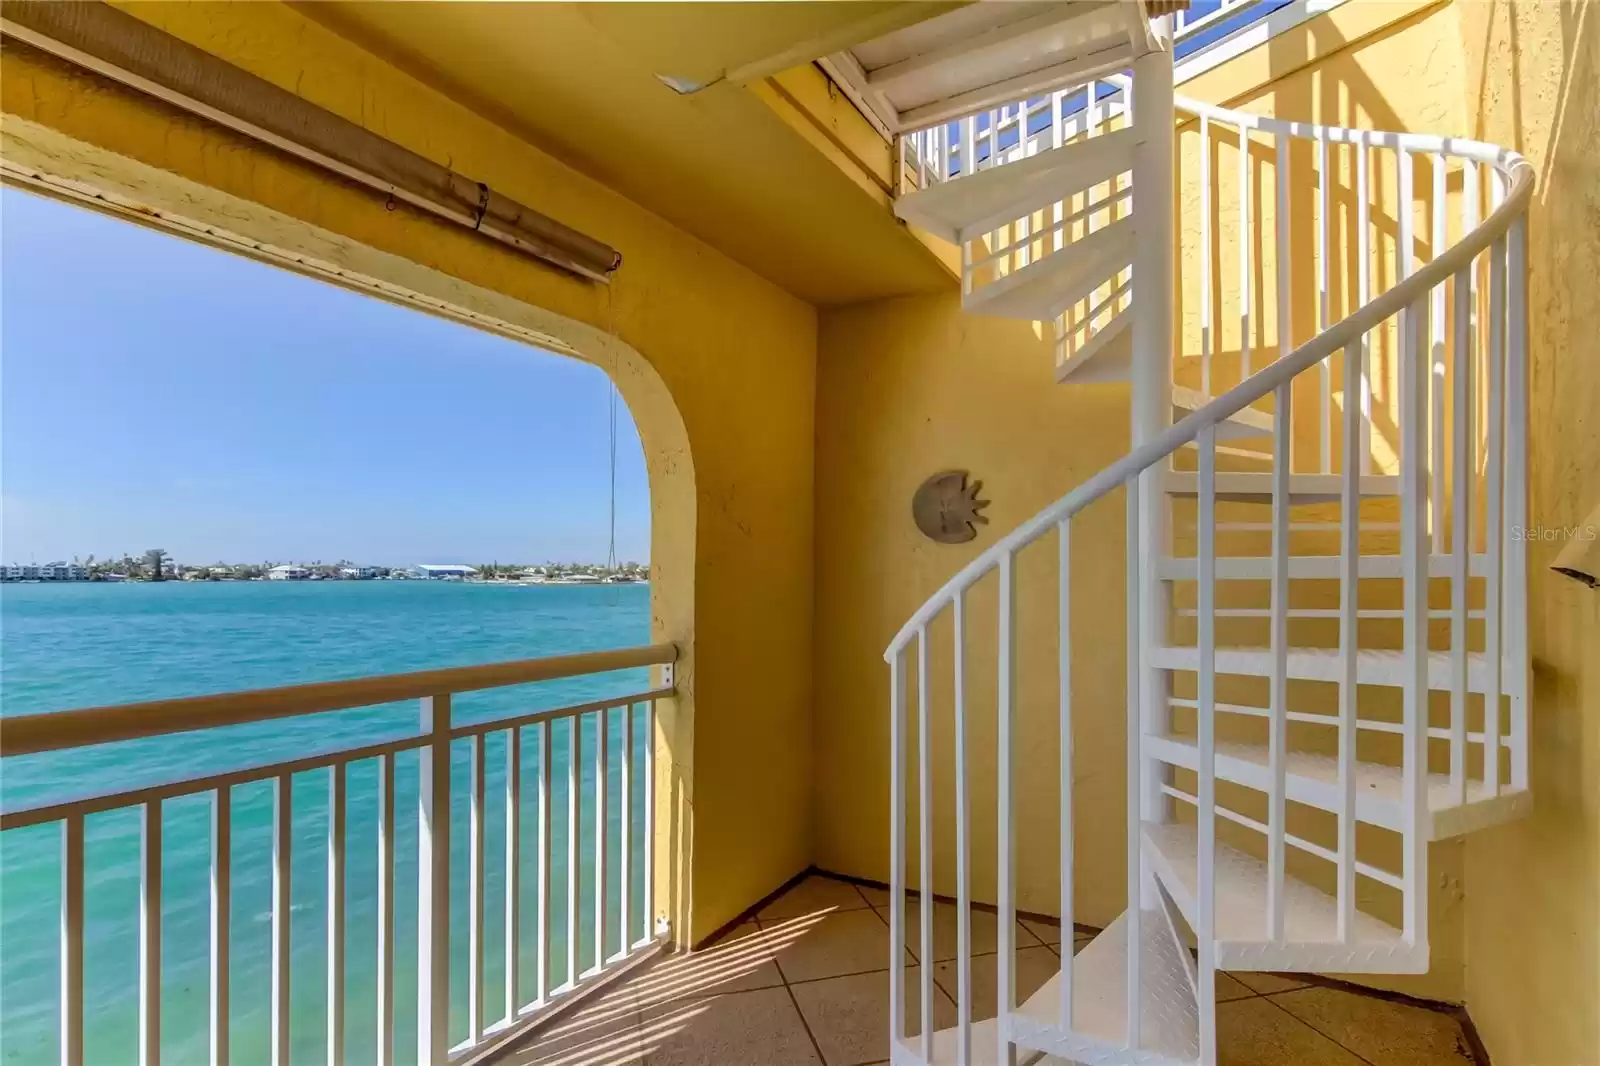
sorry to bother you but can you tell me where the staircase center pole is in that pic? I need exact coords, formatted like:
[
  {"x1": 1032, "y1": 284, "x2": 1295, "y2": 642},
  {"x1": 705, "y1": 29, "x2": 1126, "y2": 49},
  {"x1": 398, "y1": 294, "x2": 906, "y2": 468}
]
[{"x1": 1130, "y1": 17, "x2": 1175, "y2": 868}]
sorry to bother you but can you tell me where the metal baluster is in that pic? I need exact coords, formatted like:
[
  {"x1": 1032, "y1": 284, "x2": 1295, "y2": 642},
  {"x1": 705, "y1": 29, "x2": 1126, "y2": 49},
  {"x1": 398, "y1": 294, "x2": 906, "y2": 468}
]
[
  {"x1": 1239, "y1": 123, "x2": 1252, "y2": 380},
  {"x1": 469, "y1": 734, "x2": 485, "y2": 1044},
  {"x1": 1401, "y1": 297, "x2": 1430, "y2": 948},
  {"x1": 1451, "y1": 267, "x2": 1474, "y2": 805},
  {"x1": 1338, "y1": 341, "x2": 1361, "y2": 941},
  {"x1": 567, "y1": 715, "x2": 580, "y2": 985},
  {"x1": 1317, "y1": 130, "x2": 1331, "y2": 470},
  {"x1": 1200, "y1": 113, "x2": 1212, "y2": 396},
  {"x1": 1432, "y1": 157, "x2": 1449, "y2": 554},
  {"x1": 1057, "y1": 520, "x2": 1074, "y2": 1029},
  {"x1": 1357, "y1": 134, "x2": 1373, "y2": 473},
  {"x1": 1197, "y1": 425, "x2": 1219, "y2": 1064},
  {"x1": 997, "y1": 554, "x2": 1018, "y2": 1066},
  {"x1": 916, "y1": 626, "x2": 933, "y2": 1063},
  {"x1": 1268, "y1": 384, "x2": 1291, "y2": 940},
  {"x1": 376, "y1": 755, "x2": 395, "y2": 1066},
  {"x1": 417, "y1": 697, "x2": 450, "y2": 1066},
  {"x1": 953, "y1": 591, "x2": 972, "y2": 1066},
  {"x1": 888, "y1": 649, "x2": 907, "y2": 1056},
  {"x1": 141, "y1": 800, "x2": 163, "y2": 1066},
  {"x1": 537, "y1": 723, "x2": 553, "y2": 1002},
  {"x1": 1506, "y1": 215, "x2": 1529, "y2": 791},
  {"x1": 327, "y1": 764, "x2": 346, "y2": 1066},
  {"x1": 618, "y1": 710, "x2": 631, "y2": 955},
  {"x1": 506, "y1": 728, "x2": 522, "y2": 1021},
  {"x1": 595, "y1": 709, "x2": 607, "y2": 970},
  {"x1": 1485, "y1": 235, "x2": 1506, "y2": 799},
  {"x1": 272, "y1": 776, "x2": 292, "y2": 1066}
]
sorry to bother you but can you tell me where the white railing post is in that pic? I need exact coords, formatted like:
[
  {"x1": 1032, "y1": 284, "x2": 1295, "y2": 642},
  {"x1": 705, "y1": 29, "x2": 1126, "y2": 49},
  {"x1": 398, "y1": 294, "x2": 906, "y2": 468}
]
[
  {"x1": 1506, "y1": 215, "x2": 1529, "y2": 790},
  {"x1": 1337, "y1": 341, "x2": 1361, "y2": 941},
  {"x1": 417, "y1": 694, "x2": 451, "y2": 1066},
  {"x1": 506, "y1": 727, "x2": 523, "y2": 1022},
  {"x1": 953, "y1": 592, "x2": 973, "y2": 1066},
  {"x1": 1485, "y1": 237, "x2": 1506, "y2": 799},
  {"x1": 916, "y1": 626, "x2": 934, "y2": 1064},
  {"x1": 272, "y1": 775, "x2": 291, "y2": 1066},
  {"x1": 1400, "y1": 297, "x2": 1430, "y2": 948},
  {"x1": 1124, "y1": 487, "x2": 1143, "y2": 1049},
  {"x1": 209, "y1": 789, "x2": 230, "y2": 1066},
  {"x1": 1196, "y1": 425, "x2": 1218, "y2": 1066},
  {"x1": 1268, "y1": 383, "x2": 1291, "y2": 940},
  {"x1": 537, "y1": 723, "x2": 553, "y2": 1001},
  {"x1": 1451, "y1": 265, "x2": 1474, "y2": 806},
  {"x1": 889, "y1": 648, "x2": 908, "y2": 1058},
  {"x1": 997, "y1": 554, "x2": 1018, "y2": 1066},
  {"x1": 468, "y1": 733, "x2": 486, "y2": 1045},
  {"x1": 327, "y1": 763, "x2": 346, "y2": 1066},
  {"x1": 376, "y1": 754, "x2": 395, "y2": 1066},
  {"x1": 1057, "y1": 520, "x2": 1074, "y2": 1031}
]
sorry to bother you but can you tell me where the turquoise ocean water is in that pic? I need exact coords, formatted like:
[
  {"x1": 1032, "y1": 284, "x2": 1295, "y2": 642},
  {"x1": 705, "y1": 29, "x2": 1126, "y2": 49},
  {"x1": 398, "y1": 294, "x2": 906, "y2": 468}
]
[{"x1": 0, "y1": 580, "x2": 652, "y2": 1065}]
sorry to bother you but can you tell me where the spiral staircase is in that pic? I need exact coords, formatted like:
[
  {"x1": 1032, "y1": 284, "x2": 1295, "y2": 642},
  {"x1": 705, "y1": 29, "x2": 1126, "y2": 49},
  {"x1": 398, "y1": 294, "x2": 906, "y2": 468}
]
[{"x1": 859, "y1": 4, "x2": 1535, "y2": 1065}]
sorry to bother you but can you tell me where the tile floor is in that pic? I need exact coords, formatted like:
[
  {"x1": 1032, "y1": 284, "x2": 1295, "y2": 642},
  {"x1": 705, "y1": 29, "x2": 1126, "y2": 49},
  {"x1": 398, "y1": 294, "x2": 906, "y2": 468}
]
[{"x1": 497, "y1": 873, "x2": 1480, "y2": 1066}]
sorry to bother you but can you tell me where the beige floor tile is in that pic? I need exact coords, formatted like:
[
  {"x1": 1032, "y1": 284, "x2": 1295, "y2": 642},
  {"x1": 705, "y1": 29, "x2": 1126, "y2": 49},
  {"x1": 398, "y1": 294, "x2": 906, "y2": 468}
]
[
  {"x1": 930, "y1": 944, "x2": 1061, "y2": 1021},
  {"x1": 1271, "y1": 987, "x2": 1476, "y2": 1065},
  {"x1": 1020, "y1": 916, "x2": 1063, "y2": 946},
  {"x1": 1232, "y1": 971, "x2": 1314, "y2": 995},
  {"x1": 500, "y1": 984, "x2": 646, "y2": 1066},
  {"x1": 765, "y1": 907, "x2": 910, "y2": 984},
  {"x1": 876, "y1": 899, "x2": 1043, "y2": 961},
  {"x1": 1217, "y1": 972, "x2": 1258, "y2": 1003},
  {"x1": 759, "y1": 875, "x2": 873, "y2": 920},
  {"x1": 791, "y1": 966, "x2": 955, "y2": 1066},
  {"x1": 627, "y1": 924, "x2": 786, "y2": 1008},
  {"x1": 636, "y1": 985, "x2": 821, "y2": 1065},
  {"x1": 854, "y1": 883, "x2": 890, "y2": 907},
  {"x1": 1217, "y1": 997, "x2": 1369, "y2": 1065}
]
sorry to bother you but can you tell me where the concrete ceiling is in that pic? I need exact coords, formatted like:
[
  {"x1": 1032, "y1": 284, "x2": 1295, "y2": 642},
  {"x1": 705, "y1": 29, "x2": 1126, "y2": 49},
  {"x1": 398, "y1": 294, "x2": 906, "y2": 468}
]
[{"x1": 299, "y1": 2, "x2": 960, "y2": 307}]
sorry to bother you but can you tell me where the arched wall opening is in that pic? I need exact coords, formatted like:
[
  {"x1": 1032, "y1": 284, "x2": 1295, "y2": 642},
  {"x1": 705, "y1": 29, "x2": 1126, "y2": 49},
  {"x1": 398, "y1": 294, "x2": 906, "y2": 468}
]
[{"x1": 3, "y1": 5, "x2": 817, "y2": 949}]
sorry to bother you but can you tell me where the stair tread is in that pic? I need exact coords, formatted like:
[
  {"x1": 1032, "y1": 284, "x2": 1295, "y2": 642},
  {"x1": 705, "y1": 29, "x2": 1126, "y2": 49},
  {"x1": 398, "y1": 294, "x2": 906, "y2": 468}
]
[
  {"x1": 1141, "y1": 821, "x2": 1405, "y2": 951},
  {"x1": 894, "y1": 127, "x2": 1138, "y2": 243},
  {"x1": 1163, "y1": 470, "x2": 1400, "y2": 501},
  {"x1": 1146, "y1": 732, "x2": 1506, "y2": 835},
  {"x1": 964, "y1": 219, "x2": 1132, "y2": 321},
  {"x1": 1010, "y1": 910, "x2": 1200, "y2": 1066},
  {"x1": 1149, "y1": 643, "x2": 1502, "y2": 693},
  {"x1": 1055, "y1": 304, "x2": 1132, "y2": 383},
  {"x1": 1156, "y1": 553, "x2": 1491, "y2": 580},
  {"x1": 1171, "y1": 386, "x2": 1273, "y2": 440}
]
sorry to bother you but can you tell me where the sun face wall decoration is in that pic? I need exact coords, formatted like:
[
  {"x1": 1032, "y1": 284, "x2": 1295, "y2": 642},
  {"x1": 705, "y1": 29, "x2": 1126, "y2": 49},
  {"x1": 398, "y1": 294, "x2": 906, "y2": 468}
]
[{"x1": 912, "y1": 470, "x2": 990, "y2": 544}]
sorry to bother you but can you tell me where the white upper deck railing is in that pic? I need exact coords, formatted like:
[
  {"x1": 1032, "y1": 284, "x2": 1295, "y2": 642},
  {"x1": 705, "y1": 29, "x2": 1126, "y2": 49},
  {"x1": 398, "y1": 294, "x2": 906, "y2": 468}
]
[{"x1": 2, "y1": 643, "x2": 676, "y2": 1066}]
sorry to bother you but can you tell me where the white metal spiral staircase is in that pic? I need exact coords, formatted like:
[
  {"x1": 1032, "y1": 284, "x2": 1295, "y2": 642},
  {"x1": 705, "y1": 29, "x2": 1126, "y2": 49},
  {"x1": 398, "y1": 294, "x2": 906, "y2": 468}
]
[{"x1": 863, "y1": 4, "x2": 1534, "y2": 1065}]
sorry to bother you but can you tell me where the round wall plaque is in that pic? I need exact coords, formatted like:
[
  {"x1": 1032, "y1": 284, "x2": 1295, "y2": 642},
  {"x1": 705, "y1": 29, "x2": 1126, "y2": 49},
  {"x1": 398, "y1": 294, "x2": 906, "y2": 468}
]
[{"x1": 912, "y1": 470, "x2": 990, "y2": 544}]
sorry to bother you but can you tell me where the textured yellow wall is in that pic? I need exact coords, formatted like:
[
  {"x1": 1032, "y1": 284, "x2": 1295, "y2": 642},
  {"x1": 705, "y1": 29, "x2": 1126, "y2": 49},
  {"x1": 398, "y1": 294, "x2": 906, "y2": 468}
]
[
  {"x1": 1452, "y1": 2, "x2": 1600, "y2": 1062},
  {"x1": 0, "y1": 0, "x2": 816, "y2": 944},
  {"x1": 812, "y1": 292, "x2": 1133, "y2": 924}
]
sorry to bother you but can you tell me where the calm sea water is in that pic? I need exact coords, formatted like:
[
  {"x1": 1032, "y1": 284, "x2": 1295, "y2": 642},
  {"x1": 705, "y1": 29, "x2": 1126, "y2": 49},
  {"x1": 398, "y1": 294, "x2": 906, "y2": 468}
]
[{"x1": 0, "y1": 580, "x2": 652, "y2": 1065}]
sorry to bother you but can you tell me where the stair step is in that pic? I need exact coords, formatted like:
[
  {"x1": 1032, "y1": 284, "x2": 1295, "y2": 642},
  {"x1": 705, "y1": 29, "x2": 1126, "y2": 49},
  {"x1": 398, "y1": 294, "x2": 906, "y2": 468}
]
[
  {"x1": 1156, "y1": 553, "x2": 1491, "y2": 580},
  {"x1": 1054, "y1": 304, "x2": 1132, "y2": 383},
  {"x1": 964, "y1": 218, "x2": 1132, "y2": 321},
  {"x1": 1163, "y1": 470, "x2": 1400, "y2": 502},
  {"x1": 1010, "y1": 910, "x2": 1200, "y2": 1066},
  {"x1": 1149, "y1": 644, "x2": 1502, "y2": 694},
  {"x1": 863, "y1": 3, "x2": 1138, "y2": 132},
  {"x1": 1171, "y1": 386, "x2": 1274, "y2": 440},
  {"x1": 894, "y1": 127, "x2": 1138, "y2": 244},
  {"x1": 1145, "y1": 732, "x2": 1518, "y2": 838},
  {"x1": 1140, "y1": 821, "x2": 1420, "y2": 974}
]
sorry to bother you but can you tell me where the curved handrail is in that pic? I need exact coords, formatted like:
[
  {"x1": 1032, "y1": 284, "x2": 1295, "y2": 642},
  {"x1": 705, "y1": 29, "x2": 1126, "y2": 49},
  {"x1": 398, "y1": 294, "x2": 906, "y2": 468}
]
[{"x1": 886, "y1": 99, "x2": 1534, "y2": 657}]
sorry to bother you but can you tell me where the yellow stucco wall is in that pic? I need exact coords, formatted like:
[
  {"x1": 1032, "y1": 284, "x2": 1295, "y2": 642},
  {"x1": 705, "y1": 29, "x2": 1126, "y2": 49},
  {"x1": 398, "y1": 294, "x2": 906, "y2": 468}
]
[
  {"x1": 1451, "y1": 2, "x2": 1600, "y2": 1062},
  {"x1": 813, "y1": 293, "x2": 1134, "y2": 925},
  {"x1": 0, "y1": 0, "x2": 817, "y2": 944}
]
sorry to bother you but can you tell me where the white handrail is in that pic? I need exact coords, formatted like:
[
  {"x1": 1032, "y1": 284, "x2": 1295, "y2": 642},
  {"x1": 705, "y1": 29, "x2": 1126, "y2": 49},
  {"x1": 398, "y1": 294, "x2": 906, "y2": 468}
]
[{"x1": 886, "y1": 111, "x2": 1532, "y2": 656}]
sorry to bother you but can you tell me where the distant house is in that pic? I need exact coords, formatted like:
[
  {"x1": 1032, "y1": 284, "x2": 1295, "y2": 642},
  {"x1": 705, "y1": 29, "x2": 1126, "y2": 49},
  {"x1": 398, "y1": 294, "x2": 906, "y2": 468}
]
[
  {"x1": 39, "y1": 562, "x2": 86, "y2": 581},
  {"x1": 413, "y1": 564, "x2": 477, "y2": 580},
  {"x1": 266, "y1": 565, "x2": 311, "y2": 581},
  {"x1": 2, "y1": 564, "x2": 39, "y2": 581},
  {"x1": 340, "y1": 566, "x2": 379, "y2": 580}
]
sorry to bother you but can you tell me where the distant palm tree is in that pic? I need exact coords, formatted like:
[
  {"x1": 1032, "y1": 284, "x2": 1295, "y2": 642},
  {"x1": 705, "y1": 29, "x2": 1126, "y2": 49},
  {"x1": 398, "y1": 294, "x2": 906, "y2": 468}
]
[{"x1": 145, "y1": 548, "x2": 169, "y2": 582}]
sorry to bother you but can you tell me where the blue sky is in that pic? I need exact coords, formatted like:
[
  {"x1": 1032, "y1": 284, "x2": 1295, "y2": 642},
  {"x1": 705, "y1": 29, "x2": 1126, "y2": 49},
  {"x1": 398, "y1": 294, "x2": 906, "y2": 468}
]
[{"x1": 0, "y1": 188, "x2": 649, "y2": 566}]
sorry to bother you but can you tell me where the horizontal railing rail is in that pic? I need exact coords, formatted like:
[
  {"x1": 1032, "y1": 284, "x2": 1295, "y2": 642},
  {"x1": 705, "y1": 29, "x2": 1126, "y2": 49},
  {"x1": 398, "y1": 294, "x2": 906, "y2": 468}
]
[
  {"x1": 0, "y1": 642, "x2": 675, "y2": 755},
  {"x1": 0, "y1": 643, "x2": 678, "y2": 1066}
]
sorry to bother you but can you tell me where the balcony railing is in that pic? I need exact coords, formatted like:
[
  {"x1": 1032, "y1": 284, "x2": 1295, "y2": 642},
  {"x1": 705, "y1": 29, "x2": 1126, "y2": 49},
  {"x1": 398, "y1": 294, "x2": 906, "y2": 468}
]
[{"x1": 1, "y1": 643, "x2": 677, "y2": 1066}]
